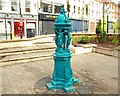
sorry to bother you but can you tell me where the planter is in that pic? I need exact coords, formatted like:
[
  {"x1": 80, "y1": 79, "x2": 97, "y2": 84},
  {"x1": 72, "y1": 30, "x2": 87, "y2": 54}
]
[
  {"x1": 73, "y1": 44, "x2": 97, "y2": 54},
  {"x1": 93, "y1": 46, "x2": 119, "y2": 57}
]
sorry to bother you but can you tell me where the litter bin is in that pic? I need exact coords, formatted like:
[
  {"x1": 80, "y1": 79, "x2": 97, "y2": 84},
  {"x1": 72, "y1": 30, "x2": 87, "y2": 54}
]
[{"x1": 27, "y1": 29, "x2": 35, "y2": 38}]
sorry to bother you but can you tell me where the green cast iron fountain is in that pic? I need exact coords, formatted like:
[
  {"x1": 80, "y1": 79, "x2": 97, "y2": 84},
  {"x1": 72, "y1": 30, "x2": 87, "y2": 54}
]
[{"x1": 46, "y1": 5, "x2": 79, "y2": 93}]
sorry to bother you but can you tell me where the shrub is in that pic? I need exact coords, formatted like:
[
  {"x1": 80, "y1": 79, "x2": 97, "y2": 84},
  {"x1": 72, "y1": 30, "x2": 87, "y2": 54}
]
[
  {"x1": 79, "y1": 36, "x2": 90, "y2": 44},
  {"x1": 111, "y1": 39, "x2": 119, "y2": 44},
  {"x1": 96, "y1": 20, "x2": 107, "y2": 42},
  {"x1": 89, "y1": 35, "x2": 97, "y2": 43},
  {"x1": 71, "y1": 36, "x2": 81, "y2": 45}
]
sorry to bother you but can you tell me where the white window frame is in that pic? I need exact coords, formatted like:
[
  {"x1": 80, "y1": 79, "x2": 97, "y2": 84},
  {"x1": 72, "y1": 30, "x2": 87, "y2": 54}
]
[
  {"x1": 25, "y1": 0, "x2": 31, "y2": 13},
  {"x1": 11, "y1": 0, "x2": 19, "y2": 12}
]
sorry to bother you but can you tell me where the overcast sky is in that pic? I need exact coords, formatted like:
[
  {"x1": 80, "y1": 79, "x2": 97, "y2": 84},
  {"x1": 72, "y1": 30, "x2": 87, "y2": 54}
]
[{"x1": 114, "y1": 0, "x2": 120, "y2": 4}]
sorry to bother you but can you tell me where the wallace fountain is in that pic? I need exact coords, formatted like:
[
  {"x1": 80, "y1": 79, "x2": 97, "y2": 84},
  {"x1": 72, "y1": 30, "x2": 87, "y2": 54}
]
[{"x1": 46, "y1": 5, "x2": 79, "y2": 93}]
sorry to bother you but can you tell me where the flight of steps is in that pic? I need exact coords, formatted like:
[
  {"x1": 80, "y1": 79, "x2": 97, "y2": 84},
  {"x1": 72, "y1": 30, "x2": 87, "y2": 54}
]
[
  {"x1": 0, "y1": 35, "x2": 75, "y2": 66},
  {"x1": 0, "y1": 36, "x2": 56, "y2": 66}
]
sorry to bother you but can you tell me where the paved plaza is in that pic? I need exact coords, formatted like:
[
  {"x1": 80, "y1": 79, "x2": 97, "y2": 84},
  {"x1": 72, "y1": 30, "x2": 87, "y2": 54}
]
[{"x1": 1, "y1": 53, "x2": 118, "y2": 94}]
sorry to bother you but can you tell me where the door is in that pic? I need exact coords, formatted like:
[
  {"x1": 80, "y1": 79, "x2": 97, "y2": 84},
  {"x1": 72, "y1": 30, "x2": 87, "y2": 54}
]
[{"x1": 14, "y1": 22, "x2": 24, "y2": 37}]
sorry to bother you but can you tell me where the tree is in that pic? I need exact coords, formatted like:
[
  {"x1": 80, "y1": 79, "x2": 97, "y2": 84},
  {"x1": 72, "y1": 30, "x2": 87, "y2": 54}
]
[{"x1": 96, "y1": 20, "x2": 107, "y2": 42}]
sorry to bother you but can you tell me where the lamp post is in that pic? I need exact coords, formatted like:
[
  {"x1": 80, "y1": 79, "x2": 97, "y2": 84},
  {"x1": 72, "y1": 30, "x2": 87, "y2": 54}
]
[
  {"x1": 4, "y1": 14, "x2": 7, "y2": 40},
  {"x1": 19, "y1": 0, "x2": 22, "y2": 39},
  {"x1": 107, "y1": 15, "x2": 109, "y2": 33},
  {"x1": 102, "y1": 2, "x2": 104, "y2": 41},
  {"x1": 106, "y1": 0, "x2": 111, "y2": 33},
  {"x1": 82, "y1": 7, "x2": 84, "y2": 36}
]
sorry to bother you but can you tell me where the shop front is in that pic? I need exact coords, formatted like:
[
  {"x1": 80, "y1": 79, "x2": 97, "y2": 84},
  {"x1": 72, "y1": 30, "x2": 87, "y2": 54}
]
[{"x1": 38, "y1": 13, "x2": 58, "y2": 35}]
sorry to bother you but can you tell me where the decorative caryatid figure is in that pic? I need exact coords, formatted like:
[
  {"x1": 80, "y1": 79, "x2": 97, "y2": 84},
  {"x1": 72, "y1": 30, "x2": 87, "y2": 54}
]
[
  {"x1": 54, "y1": 6, "x2": 71, "y2": 52},
  {"x1": 46, "y1": 5, "x2": 79, "y2": 93}
]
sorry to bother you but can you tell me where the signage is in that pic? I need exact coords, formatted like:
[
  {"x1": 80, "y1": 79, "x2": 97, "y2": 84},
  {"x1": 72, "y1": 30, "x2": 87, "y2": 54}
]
[{"x1": 39, "y1": 13, "x2": 58, "y2": 20}]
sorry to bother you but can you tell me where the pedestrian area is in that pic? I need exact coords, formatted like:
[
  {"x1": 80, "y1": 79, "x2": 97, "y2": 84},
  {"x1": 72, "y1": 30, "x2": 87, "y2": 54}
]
[{"x1": 1, "y1": 53, "x2": 118, "y2": 94}]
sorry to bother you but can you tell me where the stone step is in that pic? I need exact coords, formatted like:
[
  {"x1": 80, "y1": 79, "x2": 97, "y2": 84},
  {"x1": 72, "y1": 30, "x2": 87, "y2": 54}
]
[
  {"x1": 1, "y1": 50, "x2": 54, "y2": 62},
  {"x1": 0, "y1": 43, "x2": 56, "y2": 53},
  {"x1": 1, "y1": 56, "x2": 52, "y2": 67},
  {"x1": 0, "y1": 48, "x2": 55, "y2": 57}
]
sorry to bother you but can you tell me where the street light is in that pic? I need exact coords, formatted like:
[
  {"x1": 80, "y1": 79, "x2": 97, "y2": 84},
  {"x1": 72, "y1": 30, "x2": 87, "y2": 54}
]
[
  {"x1": 4, "y1": 14, "x2": 9, "y2": 40},
  {"x1": 19, "y1": 0, "x2": 22, "y2": 39},
  {"x1": 82, "y1": 7, "x2": 84, "y2": 36},
  {"x1": 4, "y1": 14, "x2": 7, "y2": 40}
]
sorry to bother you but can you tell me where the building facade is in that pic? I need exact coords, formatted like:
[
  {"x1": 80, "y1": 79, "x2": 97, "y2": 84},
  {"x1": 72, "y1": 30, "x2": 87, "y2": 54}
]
[
  {"x1": 0, "y1": 0, "x2": 119, "y2": 40},
  {"x1": 0, "y1": 0, "x2": 38, "y2": 40},
  {"x1": 104, "y1": 1, "x2": 119, "y2": 33},
  {"x1": 38, "y1": 0, "x2": 66, "y2": 35}
]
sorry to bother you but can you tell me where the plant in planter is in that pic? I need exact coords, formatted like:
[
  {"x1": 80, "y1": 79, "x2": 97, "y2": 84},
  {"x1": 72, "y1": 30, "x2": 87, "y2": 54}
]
[
  {"x1": 78, "y1": 36, "x2": 90, "y2": 44},
  {"x1": 89, "y1": 35, "x2": 97, "y2": 43},
  {"x1": 111, "y1": 35, "x2": 119, "y2": 45},
  {"x1": 71, "y1": 36, "x2": 81, "y2": 46}
]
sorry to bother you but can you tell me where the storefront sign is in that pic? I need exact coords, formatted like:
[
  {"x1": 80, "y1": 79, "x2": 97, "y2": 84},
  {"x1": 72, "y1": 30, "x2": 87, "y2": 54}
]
[
  {"x1": 39, "y1": 13, "x2": 58, "y2": 20},
  {"x1": 27, "y1": 23, "x2": 35, "y2": 29}
]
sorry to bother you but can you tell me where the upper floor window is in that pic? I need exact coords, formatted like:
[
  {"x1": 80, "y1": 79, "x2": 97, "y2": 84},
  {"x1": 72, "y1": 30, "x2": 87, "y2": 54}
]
[
  {"x1": 41, "y1": 3, "x2": 52, "y2": 13},
  {"x1": 78, "y1": 7, "x2": 80, "y2": 14},
  {"x1": 92, "y1": 10, "x2": 94, "y2": 16},
  {"x1": 82, "y1": 7, "x2": 84, "y2": 14},
  {"x1": 54, "y1": 5, "x2": 61, "y2": 14},
  {"x1": 0, "y1": 1, "x2": 2, "y2": 10},
  {"x1": 11, "y1": 0, "x2": 18, "y2": 11},
  {"x1": 74, "y1": 6, "x2": 76, "y2": 13},
  {"x1": 92, "y1": 2, "x2": 94, "y2": 6},
  {"x1": 25, "y1": 0, "x2": 31, "y2": 12},
  {"x1": 86, "y1": 4, "x2": 88, "y2": 15}
]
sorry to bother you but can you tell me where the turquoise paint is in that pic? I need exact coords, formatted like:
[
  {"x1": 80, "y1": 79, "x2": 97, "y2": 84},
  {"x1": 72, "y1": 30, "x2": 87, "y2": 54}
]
[{"x1": 46, "y1": 5, "x2": 79, "y2": 93}]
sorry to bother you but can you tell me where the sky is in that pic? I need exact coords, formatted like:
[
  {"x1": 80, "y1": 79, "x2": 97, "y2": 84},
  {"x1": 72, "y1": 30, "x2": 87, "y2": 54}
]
[{"x1": 113, "y1": 0, "x2": 120, "y2": 4}]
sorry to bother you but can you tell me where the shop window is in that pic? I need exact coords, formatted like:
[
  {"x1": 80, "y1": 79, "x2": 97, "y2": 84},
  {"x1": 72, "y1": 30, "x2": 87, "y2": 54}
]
[
  {"x1": 0, "y1": 22, "x2": 3, "y2": 34},
  {"x1": 11, "y1": 0, "x2": 18, "y2": 11},
  {"x1": 25, "y1": 0, "x2": 30, "y2": 12}
]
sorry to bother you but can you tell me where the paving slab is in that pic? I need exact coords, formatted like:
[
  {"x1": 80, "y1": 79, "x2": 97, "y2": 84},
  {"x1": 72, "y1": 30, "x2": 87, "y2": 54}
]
[{"x1": 1, "y1": 53, "x2": 118, "y2": 94}]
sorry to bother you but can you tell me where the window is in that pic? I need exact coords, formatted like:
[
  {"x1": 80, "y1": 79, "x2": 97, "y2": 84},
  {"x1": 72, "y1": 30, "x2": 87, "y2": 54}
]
[
  {"x1": 25, "y1": 0, "x2": 30, "y2": 12},
  {"x1": 41, "y1": 3, "x2": 52, "y2": 13},
  {"x1": 54, "y1": 5, "x2": 61, "y2": 14},
  {"x1": 78, "y1": 7, "x2": 80, "y2": 14},
  {"x1": 82, "y1": 7, "x2": 84, "y2": 14},
  {"x1": 96, "y1": 11, "x2": 98, "y2": 17},
  {"x1": 74, "y1": 6, "x2": 76, "y2": 13},
  {"x1": 67, "y1": 2, "x2": 70, "y2": 12},
  {"x1": 11, "y1": 0, "x2": 18, "y2": 11},
  {"x1": 86, "y1": 4, "x2": 88, "y2": 15},
  {"x1": 92, "y1": 2, "x2": 94, "y2": 6},
  {"x1": 48, "y1": 4, "x2": 52, "y2": 13},
  {"x1": 89, "y1": 9, "x2": 90, "y2": 16},
  {"x1": 92, "y1": 10, "x2": 94, "y2": 16},
  {"x1": 0, "y1": 1, "x2": 2, "y2": 10}
]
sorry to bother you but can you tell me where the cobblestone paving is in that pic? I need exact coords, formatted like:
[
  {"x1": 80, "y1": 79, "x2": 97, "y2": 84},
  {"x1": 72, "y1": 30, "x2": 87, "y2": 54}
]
[{"x1": 1, "y1": 53, "x2": 118, "y2": 94}]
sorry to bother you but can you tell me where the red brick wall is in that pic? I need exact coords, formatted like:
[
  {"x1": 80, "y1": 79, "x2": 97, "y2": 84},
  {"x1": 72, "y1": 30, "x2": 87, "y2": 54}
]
[{"x1": 90, "y1": 22, "x2": 95, "y2": 32}]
